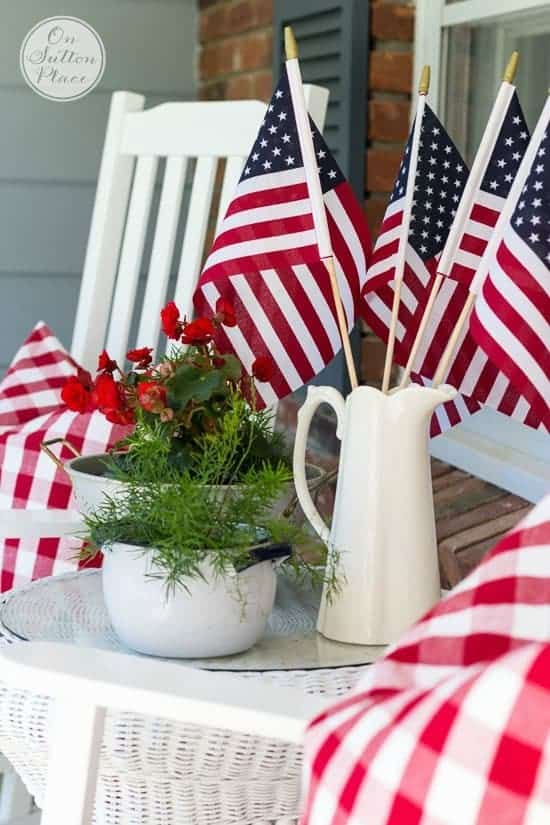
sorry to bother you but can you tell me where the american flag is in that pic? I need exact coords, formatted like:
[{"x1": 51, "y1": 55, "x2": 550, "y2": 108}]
[
  {"x1": 447, "y1": 92, "x2": 530, "y2": 286},
  {"x1": 361, "y1": 103, "x2": 480, "y2": 435},
  {"x1": 470, "y1": 108, "x2": 550, "y2": 430},
  {"x1": 194, "y1": 67, "x2": 371, "y2": 406},
  {"x1": 362, "y1": 101, "x2": 541, "y2": 435}
]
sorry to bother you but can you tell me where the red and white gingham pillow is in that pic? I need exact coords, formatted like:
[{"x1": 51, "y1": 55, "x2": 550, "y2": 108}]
[
  {"x1": 0, "y1": 323, "x2": 130, "y2": 591},
  {"x1": 302, "y1": 497, "x2": 550, "y2": 825}
]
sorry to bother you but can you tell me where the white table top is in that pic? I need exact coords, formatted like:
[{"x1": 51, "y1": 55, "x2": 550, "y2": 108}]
[{"x1": 0, "y1": 569, "x2": 386, "y2": 672}]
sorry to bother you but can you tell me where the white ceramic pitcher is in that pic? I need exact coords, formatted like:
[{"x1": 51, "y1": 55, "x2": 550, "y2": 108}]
[{"x1": 293, "y1": 383, "x2": 457, "y2": 646}]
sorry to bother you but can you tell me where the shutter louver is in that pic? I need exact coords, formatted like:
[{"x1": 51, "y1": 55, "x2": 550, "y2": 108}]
[
  {"x1": 273, "y1": 0, "x2": 369, "y2": 391},
  {"x1": 273, "y1": 0, "x2": 369, "y2": 200}
]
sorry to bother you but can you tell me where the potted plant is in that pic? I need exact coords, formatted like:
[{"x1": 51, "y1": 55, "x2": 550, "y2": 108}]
[
  {"x1": 53, "y1": 299, "x2": 323, "y2": 514},
  {"x1": 82, "y1": 403, "x2": 326, "y2": 658}
]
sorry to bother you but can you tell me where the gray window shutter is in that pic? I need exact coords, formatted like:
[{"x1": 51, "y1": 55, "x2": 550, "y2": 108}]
[
  {"x1": 273, "y1": 0, "x2": 369, "y2": 391},
  {"x1": 273, "y1": 0, "x2": 369, "y2": 200}
]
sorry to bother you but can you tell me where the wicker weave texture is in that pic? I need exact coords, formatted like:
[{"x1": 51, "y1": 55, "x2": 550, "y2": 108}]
[{"x1": 0, "y1": 632, "x2": 365, "y2": 825}]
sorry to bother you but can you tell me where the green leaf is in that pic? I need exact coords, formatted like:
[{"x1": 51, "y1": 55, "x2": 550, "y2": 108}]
[
  {"x1": 167, "y1": 365, "x2": 225, "y2": 410},
  {"x1": 218, "y1": 354, "x2": 242, "y2": 382}
]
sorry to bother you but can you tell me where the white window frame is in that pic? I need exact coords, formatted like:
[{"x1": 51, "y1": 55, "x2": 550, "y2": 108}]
[{"x1": 414, "y1": 0, "x2": 550, "y2": 502}]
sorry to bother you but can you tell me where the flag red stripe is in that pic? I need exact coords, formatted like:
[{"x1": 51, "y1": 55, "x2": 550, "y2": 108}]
[
  {"x1": 225, "y1": 182, "x2": 309, "y2": 217},
  {"x1": 211, "y1": 212, "x2": 314, "y2": 252},
  {"x1": 470, "y1": 202, "x2": 500, "y2": 227},
  {"x1": 459, "y1": 232, "x2": 488, "y2": 257}
]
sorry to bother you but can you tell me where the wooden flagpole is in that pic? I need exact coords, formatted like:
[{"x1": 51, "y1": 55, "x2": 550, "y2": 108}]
[
  {"x1": 432, "y1": 90, "x2": 550, "y2": 386},
  {"x1": 381, "y1": 65, "x2": 430, "y2": 393},
  {"x1": 284, "y1": 26, "x2": 358, "y2": 390},
  {"x1": 399, "y1": 52, "x2": 520, "y2": 389}
]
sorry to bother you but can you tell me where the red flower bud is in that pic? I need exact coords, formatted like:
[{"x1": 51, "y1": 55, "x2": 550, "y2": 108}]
[
  {"x1": 126, "y1": 347, "x2": 153, "y2": 367},
  {"x1": 161, "y1": 301, "x2": 182, "y2": 339},
  {"x1": 181, "y1": 317, "x2": 215, "y2": 346},
  {"x1": 251, "y1": 356, "x2": 274, "y2": 383},
  {"x1": 97, "y1": 350, "x2": 117, "y2": 374},
  {"x1": 215, "y1": 298, "x2": 237, "y2": 327},
  {"x1": 61, "y1": 376, "x2": 92, "y2": 413},
  {"x1": 104, "y1": 408, "x2": 135, "y2": 425},
  {"x1": 137, "y1": 381, "x2": 167, "y2": 413}
]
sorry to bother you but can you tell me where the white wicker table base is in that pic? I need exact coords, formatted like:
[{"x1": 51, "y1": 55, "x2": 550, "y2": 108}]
[{"x1": 0, "y1": 574, "x2": 371, "y2": 825}]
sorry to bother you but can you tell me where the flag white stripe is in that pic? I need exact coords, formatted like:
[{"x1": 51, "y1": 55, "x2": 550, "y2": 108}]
[
  {"x1": 506, "y1": 228, "x2": 550, "y2": 301},
  {"x1": 293, "y1": 263, "x2": 341, "y2": 355},
  {"x1": 218, "y1": 198, "x2": 312, "y2": 233},
  {"x1": 233, "y1": 167, "x2": 306, "y2": 197},
  {"x1": 475, "y1": 281, "x2": 549, "y2": 403},
  {"x1": 493, "y1": 243, "x2": 549, "y2": 344},
  {"x1": 365, "y1": 292, "x2": 406, "y2": 342},
  {"x1": 461, "y1": 219, "x2": 494, "y2": 242},
  {"x1": 231, "y1": 274, "x2": 304, "y2": 389},
  {"x1": 453, "y1": 248, "x2": 486, "y2": 271},
  {"x1": 475, "y1": 189, "x2": 506, "y2": 212},
  {"x1": 204, "y1": 229, "x2": 318, "y2": 270},
  {"x1": 262, "y1": 269, "x2": 325, "y2": 373},
  {"x1": 325, "y1": 189, "x2": 367, "y2": 287},
  {"x1": 364, "y1": 252, "x2": 399, "y2": 282}
]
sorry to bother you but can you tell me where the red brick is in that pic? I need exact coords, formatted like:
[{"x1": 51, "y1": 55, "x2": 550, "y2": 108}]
[
  {"x1": 370, "y1": 51, "x2": 413, "y2": 93},
  {"x1": 200, "y1": 0, "x2": 273, "y2": 42},
  {"x1": 200, "y1": 5, "x2": 228, "y2": 42},
  {"x1": 252, "y1": 69, "x2": 273, "y2": 101},
  {"x1": 364, "y1": 196, "x2": 388, "y2": 239},
  {"x1": 369, "y1": 99, "x2": 410, "y2": 142},
  {"x1": 227, "y1": 0, "x2": 273, "y2": 33},
  {"x1": 199, "y1": 79, "x2": 228, "y2": 100},
  {"x1": 200, "y1": 41, "x2": 234, "y2": 80},
  {"x1": 225, "y1": 73, "x2": 253, "y2": 99},
  {"x1": 372, "y1": 4, "x2": 414, "y2": 42},
  {"x1": 233, "y1": 30, "x2": 272, "y2": 72},
  {"x1": 366, "y1": 148, "x2": 402, "y2": 192}
]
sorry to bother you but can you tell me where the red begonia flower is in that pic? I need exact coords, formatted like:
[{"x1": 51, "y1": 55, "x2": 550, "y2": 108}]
[
  {"x1": 161, "y1": 301, "x2": 182, "y2": 339},
  {"x1": 61, "y1": 376, "x2": 91, "y2": 413},
  {"x1": 126, "y1": 347, "x2": 153, "y2": 367},
  {"x1": 252, "y1": 356, "x2": 274, "y2": 383},
  {"x1": 181, "y1": 317, "x2": 215, "y2": 346},
  {"x1": 137, "y1": 381, "x2": 167, "y2": 413},
  {"x1": 215, "y1": 298, "x2": 237, "y2": 327},
  {"x1": 93, "y1": 373, "x2": 123, "y2": 413}
]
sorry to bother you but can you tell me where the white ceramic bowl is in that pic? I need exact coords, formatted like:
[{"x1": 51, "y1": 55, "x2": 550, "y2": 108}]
[
  {"x1": 65, "y1": 454, "x2": 324, "y2": 516},
  {"x1": 102, "y1": 544, "x2": 278, "y2": 658}
]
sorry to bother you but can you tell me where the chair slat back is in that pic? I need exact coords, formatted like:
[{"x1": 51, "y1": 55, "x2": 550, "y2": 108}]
[{"x1": 72, "y1": 87, "x2": 329, "y2": 371}]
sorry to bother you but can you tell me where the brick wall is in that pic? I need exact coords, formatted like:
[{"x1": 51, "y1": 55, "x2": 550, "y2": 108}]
[
  {"x1": 362, "y1": 0, "x2": 414, "y2": 383},
  {"x1": 198, "y1": 0, "x2": 416, "y2": 385},
  {"x1": 199, "y1": 0, "x2": 274, "y2": 101}
]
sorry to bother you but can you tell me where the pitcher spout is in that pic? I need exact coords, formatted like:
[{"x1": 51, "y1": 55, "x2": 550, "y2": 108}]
[{"x1": 391, "y1": 382, "x2": 457, "y2": 418}]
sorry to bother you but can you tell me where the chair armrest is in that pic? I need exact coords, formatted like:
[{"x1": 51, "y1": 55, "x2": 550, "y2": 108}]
[
  {"x1": 0, "y1": 510, "x2": 84, "y2": 540},
  {"x1": 0, "y1": 642, "x2": 327, "y2": 744}
]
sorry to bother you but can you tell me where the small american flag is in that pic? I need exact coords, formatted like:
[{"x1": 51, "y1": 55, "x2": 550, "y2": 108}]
[
  {"x1": 470, "y1": 107, "x2": 550, "y2": 430},
  {"x1": 448, "y1": 92, "x2": 530, "y2": 286},
  {"x1": 361, "y1": 104, "x2": 481, "y2": 434},
  {"x1": 362, "y1": 102, "x2": 540, "y2": 435},
  {"x1": 194, "y1": 67, "x2": 371, "y2": 406}
]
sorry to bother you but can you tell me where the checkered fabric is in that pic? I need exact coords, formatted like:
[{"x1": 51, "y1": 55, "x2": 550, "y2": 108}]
[
  {"x1": 0, "y1": 323, "x2": 130, "y2": 591},
  {"x1": 302, "y1": 495, "x2": 550, "y2": 825}
]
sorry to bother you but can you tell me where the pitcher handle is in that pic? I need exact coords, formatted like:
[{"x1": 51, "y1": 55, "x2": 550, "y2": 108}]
[{"x1": 293, "y1": 386, "x2": 346, "y2": 544}]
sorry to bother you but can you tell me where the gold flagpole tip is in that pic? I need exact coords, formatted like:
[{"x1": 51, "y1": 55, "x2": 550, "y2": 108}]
[
  {"x1": 284, "y1": 26, "x2": 298, "y2": 60},
  {"x1": 503, "y1": 51, "x2": 519, "y2": 83},
  {"x1": 419, "y1": 65, "x2": 431, "y2": 95}
]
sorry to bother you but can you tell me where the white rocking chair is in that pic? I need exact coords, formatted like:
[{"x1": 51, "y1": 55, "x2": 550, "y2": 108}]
[{"x1": 0, "y1": 85, "x2": 329, "y2": 824}]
